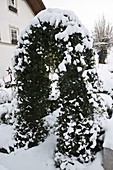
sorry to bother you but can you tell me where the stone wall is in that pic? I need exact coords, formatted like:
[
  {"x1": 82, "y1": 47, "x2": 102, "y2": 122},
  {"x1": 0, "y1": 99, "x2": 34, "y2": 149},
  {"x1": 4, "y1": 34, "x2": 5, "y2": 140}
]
[{"x1": 103, "y1": 147, "x2": 113, "y2": 170}]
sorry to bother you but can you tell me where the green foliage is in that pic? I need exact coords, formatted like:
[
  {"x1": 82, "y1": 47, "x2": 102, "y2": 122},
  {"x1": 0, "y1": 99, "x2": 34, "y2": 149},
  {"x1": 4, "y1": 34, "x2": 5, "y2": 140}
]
[
  {"x1": 14, "y1": 23, "x2": 55, "y2": 148},
  {"x1": 14, "y1": 9, "x2": 105, "y2": 169},
  {"x1": 14, "y1": 20, "x2": 69, "y2": 148},
  {"x1": 54, "y1": 20, "x2": 104, "y2": 168}
]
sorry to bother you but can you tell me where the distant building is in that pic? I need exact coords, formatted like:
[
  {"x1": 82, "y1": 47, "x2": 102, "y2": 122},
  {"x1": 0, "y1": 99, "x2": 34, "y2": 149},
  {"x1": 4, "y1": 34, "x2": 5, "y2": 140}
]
[{"x1": 0, "y1": 0, "x2": 45, "y2": 79}]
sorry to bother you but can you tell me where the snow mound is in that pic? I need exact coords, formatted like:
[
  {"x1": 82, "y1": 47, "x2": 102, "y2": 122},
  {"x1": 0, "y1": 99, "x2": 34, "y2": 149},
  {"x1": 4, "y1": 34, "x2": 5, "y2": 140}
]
[
  {"x1": 103, "y1": 117, "x2": 113, "y2": 150},
  {"x1": 0, "y1": 124, "x2": 14, "y2": 150},
  {"x1": 0, "y1": 135, "x2": 56, "y2": 170},
  {"x1": 0, "y1": 165, "x2": 8, "y2": 170},
  {"x1": 99, "y1": 93, "x2": 113, "y2": 108},
  {"x1": 0, "y1": 135, "x2": 104, "y2": 170},
  {"x1": 0, "y1": 88, "x2": 13, "y2": 104},
  {"x1": 97, "y1": 64, "x2": 113, "y2": 93}
]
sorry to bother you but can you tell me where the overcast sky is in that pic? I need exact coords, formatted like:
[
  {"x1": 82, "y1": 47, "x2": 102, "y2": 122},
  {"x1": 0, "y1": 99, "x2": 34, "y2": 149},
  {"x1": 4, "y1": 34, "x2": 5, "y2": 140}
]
[{"x1": 43, "y1": 0, "x2": 113, "y2": 32}]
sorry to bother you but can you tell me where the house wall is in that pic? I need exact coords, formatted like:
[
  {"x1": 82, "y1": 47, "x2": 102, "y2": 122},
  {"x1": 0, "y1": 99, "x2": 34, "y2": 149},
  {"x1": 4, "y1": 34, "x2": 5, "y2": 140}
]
[
  {"x1": 0, "y1": 0, "x2": 35, "y2": 79},
  {"x1": 0, "y1": 43, "x2": 14, "y2": 78}
]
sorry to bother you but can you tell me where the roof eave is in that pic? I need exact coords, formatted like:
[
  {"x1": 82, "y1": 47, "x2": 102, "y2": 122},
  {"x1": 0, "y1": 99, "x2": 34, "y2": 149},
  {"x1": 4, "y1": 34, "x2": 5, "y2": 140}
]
[{"x1": 25, "y1": 0, "x2": 46, "y2": 15}]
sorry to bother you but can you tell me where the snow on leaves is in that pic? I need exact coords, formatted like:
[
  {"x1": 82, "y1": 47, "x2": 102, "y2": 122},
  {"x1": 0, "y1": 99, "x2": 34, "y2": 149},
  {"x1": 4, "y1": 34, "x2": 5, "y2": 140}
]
[{"x1": 13, "y1": 8, "x2": 107, "y2": 170}]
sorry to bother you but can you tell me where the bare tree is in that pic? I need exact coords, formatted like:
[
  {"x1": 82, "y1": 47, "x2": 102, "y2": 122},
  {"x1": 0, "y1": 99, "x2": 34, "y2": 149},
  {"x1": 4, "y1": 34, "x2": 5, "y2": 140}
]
[{"x1": 93, "y1": 16, "x2": 113, "y2": 63}]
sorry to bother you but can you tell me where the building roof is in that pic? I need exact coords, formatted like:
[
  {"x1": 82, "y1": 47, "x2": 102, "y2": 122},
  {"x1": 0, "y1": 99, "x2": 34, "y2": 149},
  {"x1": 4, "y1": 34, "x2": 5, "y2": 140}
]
[{"x1": 25, "y1": 0, "x2": 46, "y2": 15}]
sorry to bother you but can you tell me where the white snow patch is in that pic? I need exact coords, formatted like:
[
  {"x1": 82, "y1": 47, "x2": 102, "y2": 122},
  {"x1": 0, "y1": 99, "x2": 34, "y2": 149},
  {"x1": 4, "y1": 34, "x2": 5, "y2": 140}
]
[
  {"x1": 0, "y1": 135, "x2": 56, "y2": 170},
  {"x1": 99, "y1": 93, "x2": 113, "y2": 108},
  {"x1": 103, "y1": 117, "x2": 113, "y2": 150},
  {"x1": 0, "y1": 124, "x2": 14, "y2": 150},
  {"x1": 0, "y1": 165, "x2": 8, "y2": 170},
  {"x1": 97, "y1": 64, "x2": 113, "y2": 93},
  {"x1": 58, "y1": 61, "x2": 67, "y2": 72}
]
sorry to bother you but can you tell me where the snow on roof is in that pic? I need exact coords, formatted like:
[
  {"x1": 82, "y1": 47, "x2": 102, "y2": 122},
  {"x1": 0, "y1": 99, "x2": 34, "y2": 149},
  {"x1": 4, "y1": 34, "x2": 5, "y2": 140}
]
[{"x1": 26, "y1": 0, "x2": 46, "y2": 15}]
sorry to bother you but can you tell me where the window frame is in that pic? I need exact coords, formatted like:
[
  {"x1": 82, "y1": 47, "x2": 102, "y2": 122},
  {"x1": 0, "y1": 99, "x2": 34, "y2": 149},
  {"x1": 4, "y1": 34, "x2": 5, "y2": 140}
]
[
  {"x1": 10, "y1": 27, "x2": 19, "y2": 45},
  {"x1": 8, "y1": 0, "x2": 18, "y2": 13}
]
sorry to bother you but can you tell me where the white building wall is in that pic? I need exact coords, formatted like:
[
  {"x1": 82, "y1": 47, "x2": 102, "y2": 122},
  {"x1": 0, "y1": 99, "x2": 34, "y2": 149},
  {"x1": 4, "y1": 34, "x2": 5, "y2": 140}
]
[
  {"x1": 0, "y1": 43, "x2": 15, "y2": 78},
  {"x1": 0, "y1": 0, "x2": 34, "y2": 78}
]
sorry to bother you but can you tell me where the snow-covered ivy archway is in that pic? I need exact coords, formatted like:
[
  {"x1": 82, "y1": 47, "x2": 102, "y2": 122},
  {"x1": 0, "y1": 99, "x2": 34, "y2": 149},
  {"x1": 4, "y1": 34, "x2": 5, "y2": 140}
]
[{"x1": 13, "y1": 8, "x2": 107, "y2": 168}]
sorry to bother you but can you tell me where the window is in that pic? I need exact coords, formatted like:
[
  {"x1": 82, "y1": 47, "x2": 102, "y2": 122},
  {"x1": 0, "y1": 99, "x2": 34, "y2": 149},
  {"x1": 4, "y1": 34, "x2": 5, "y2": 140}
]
[
  {"x1": 10, "y1": 27, "x2": 18, "y2": 45},
  {"x1": 8, "y1": 0, "x2": 17, "y2": 13}
]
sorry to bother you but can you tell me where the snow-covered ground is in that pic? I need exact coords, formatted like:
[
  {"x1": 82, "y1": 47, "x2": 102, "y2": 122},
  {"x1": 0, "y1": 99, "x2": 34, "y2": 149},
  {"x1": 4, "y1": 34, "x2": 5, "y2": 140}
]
[{"x1": 0, "y1": 134, "x2": 104, "y2": 170}]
